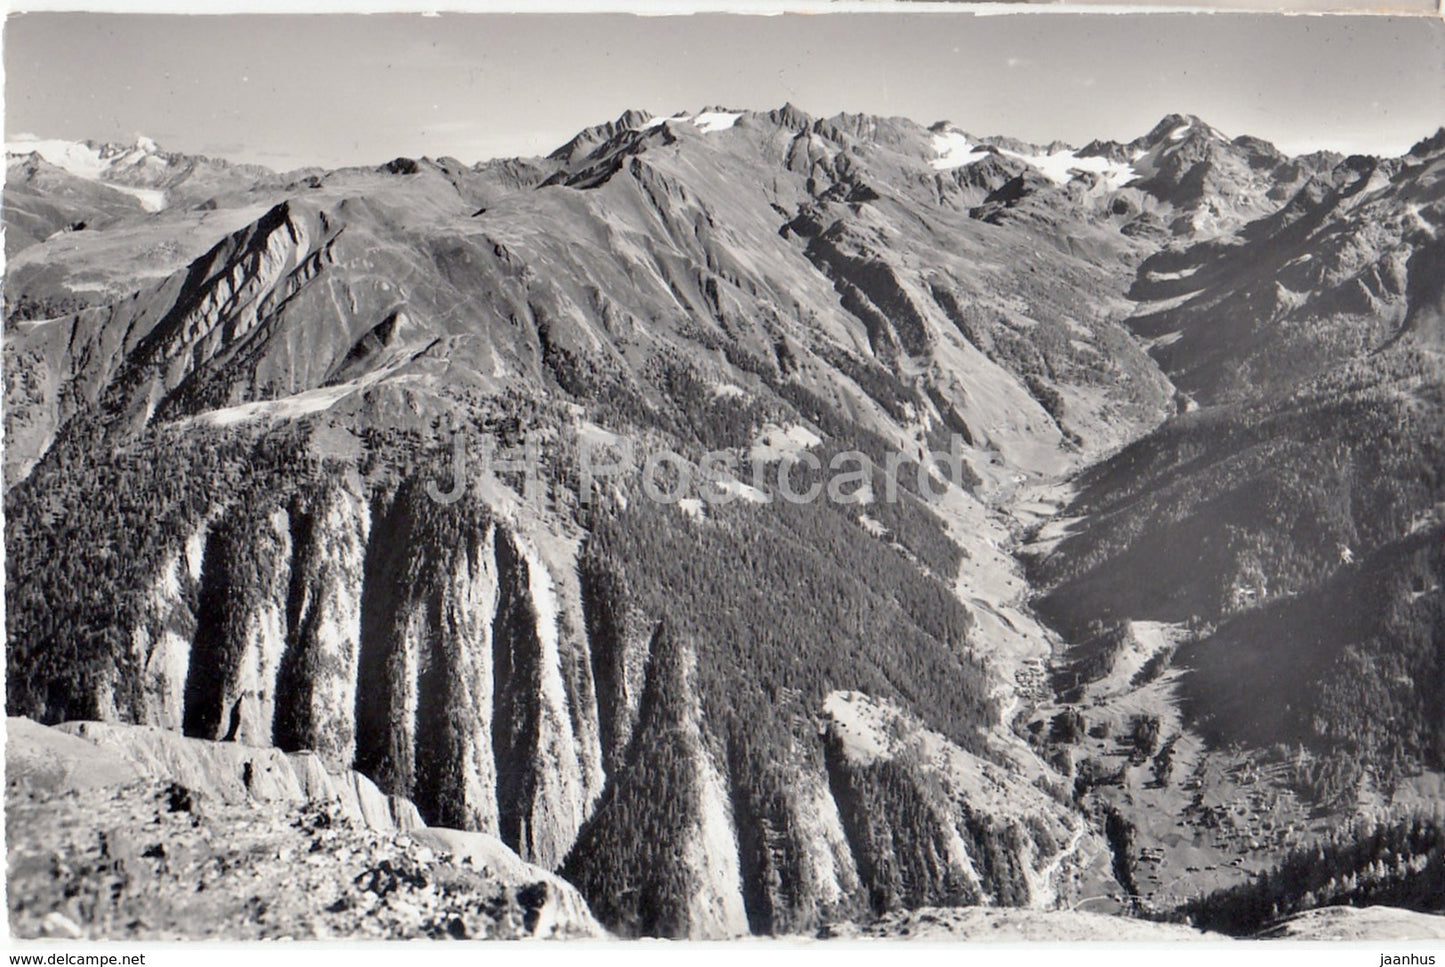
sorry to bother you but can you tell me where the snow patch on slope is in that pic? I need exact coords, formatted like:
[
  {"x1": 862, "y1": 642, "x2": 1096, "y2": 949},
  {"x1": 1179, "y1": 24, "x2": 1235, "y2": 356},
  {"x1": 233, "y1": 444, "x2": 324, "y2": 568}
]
[
  {"x1": 640, "y1": 112, "x2": 740, "y2": 134},
  {"x1": 692, "y1": 111, "x2": 742, "y2": 133},
  {"x1": 931, "y1": 131, "x2": 1136, "y2": 188},
  {"x1": 104, "y1": 182, "x2": 168, "y2": 213},
  {"x1": 930, "y1": 130, "x2": 975, "y2": 170},
  {"x1": 994, "y1": 145, "x2": 1138, "y2": 189}
]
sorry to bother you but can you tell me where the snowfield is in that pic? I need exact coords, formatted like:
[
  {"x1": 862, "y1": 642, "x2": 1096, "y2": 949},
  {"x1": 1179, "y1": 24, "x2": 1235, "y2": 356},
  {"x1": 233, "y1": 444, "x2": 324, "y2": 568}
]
[
  {"x1": 640, "y1": 112, "x2": 741, "y2": 134},
  {"x1": 7, "y1": 135, "x2": 170, "y2": 211},
  {"x1": 930, "y1": 130, "x2": 975, "y2": 170},
  {"x1": 928, "y1": 130, "x2": 1137, "y2": 189},
  {"x1": 692, "y1": 111, "x2": 742, "y2": 133},
  {"x1": 103, "y1": 182, "x2": 168, "y2": 213},
  {"x1": 9, "y1": 136, "x2": 115, "y2": 179},
  {"x1": 994, "y1": 145, "x2": 1138, "y2": 189}
]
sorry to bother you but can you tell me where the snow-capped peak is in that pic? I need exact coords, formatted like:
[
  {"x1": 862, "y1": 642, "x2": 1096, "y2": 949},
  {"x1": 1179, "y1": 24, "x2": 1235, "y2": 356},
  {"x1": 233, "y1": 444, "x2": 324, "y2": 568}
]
[
  {"x1": 8, "y1": 136, "x2": 111, "y2": 178},
  {"x1": 1139, "y1": 114, "x2": 1229, "y2": 149},
  {"x1": 7, "y1": 134, "x2": 163, "y2": 174},
  {"x1": 6, "y1": 135, "x2": 169, "y2": 212}
]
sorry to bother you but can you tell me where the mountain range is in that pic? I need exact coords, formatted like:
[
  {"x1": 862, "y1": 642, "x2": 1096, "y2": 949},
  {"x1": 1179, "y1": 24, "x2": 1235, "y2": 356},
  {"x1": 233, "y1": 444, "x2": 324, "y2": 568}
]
[{"x1": 5, "y1": 105, "x2": 1443, "y2": 940}]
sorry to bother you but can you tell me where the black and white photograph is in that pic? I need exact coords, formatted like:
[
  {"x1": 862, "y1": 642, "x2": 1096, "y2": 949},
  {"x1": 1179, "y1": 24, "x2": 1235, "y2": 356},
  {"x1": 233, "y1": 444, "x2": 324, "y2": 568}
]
[{"x1": 2, "y1": 2, "x2": 1444, "y2": 953}]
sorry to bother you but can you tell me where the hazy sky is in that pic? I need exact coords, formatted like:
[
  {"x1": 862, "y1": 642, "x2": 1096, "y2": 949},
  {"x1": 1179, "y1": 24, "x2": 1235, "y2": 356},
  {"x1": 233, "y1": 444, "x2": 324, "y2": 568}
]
[{"x1": 5, "y1": 12, "x2": 1443, "y2": 169}]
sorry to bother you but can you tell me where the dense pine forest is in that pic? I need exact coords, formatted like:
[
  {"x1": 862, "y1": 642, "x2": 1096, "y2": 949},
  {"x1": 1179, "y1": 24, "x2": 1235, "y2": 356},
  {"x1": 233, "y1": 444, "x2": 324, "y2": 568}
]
[{"x1": 1179, "y1": 816, "x2": 1445, "y2": 935}]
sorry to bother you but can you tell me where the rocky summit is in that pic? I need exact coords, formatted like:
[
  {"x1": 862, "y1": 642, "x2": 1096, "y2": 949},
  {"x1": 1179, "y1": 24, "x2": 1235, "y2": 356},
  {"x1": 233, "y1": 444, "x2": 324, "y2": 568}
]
[{"x1": 5, "y1": 105, "x2": 1444, "y2": 940}]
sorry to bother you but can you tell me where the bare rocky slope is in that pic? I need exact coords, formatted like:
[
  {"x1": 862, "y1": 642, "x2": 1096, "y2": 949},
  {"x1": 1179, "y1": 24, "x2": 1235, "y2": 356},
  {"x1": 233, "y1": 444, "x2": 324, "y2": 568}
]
[
  {"x1": 5, "y1": 717, "x2": 601, "y2": 939},
  {"x1": 5, "y1": 108, "x2": 1444, "y2": 940}
]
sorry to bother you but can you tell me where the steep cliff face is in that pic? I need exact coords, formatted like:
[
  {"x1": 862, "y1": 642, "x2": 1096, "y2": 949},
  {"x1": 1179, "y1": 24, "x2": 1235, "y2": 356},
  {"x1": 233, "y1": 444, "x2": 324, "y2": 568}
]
[
  {"x1": 782, "y1": 757, "x2": 865, "y2": 915},
  {"x1": 123, "y1": 486, "x2": 373, "y2": 761},
  {"x1": 561, "y1": 621, "x2": 749, "y2": 939},
  {"x1": 2, "y1": 202, "x2": 337, "y2": 469},
  {"x1": 108, "y1": 200, "x2": 351, "y2": 429},
  {"x1": 579, "y1": 554, "x2": 654, "y2": 777},
  {"x1": 273, "y1": 485, "x2": 370, "y2": 769},
  {"x1": 562, "y1": 638, "x2": 1106, "y2": 936},
  {"x1": 182, "y1": 506, "x2": 293, "y2": 745},
  {"x1": 350, "y1": 490, "x2": 603, "y2": 865},
  {"x1": 46, "y1": 470, "x2": 606, "y2": 875},
  {"x1": 352, "y1": 496, "x2": 500, "y2": 835},
  {"x1": 128, "y1": 522, "x2": 205, "y2": 731},
  {"x1": 725, "y1": 740, "x2": 864, "y2": 935},
  {"x1": 496, "y1": 530, "x2": 603, "y2": 868},
  {"x1": 687, "y1": 732, "x2": 751, "y2": 938}
]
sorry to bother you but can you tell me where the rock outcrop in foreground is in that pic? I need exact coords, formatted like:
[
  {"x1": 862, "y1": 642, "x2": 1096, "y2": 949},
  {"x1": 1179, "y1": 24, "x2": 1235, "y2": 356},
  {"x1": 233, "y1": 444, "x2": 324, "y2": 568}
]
[
  {"x1": 5, "y1": 717, "x2": 604, "y2": 940},
  {"x1": 820, "y1": 906, "x2": 1223, "y2": 941},
  {"x1": 1257, "y1": 906, "x2": 1445, "y2": 941}
]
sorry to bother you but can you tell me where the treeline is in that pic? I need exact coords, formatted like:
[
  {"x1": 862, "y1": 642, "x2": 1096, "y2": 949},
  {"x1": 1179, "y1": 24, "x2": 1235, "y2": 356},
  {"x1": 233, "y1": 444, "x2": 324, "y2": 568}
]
[
  {"x1": 583, "y1": 482, "x2": 989, "y2": 754},
  {"x1": 564, "y1": 460, "x2": 996, "y2": 932},
  {"x1": 3, "y1": 416, "x2": 331, "y2": 723}
]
